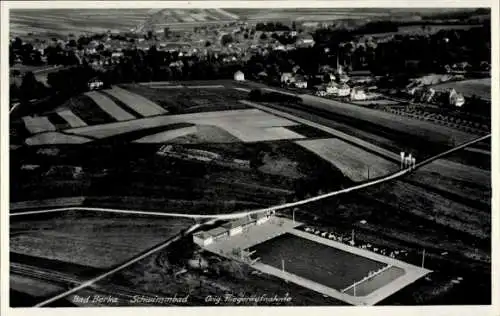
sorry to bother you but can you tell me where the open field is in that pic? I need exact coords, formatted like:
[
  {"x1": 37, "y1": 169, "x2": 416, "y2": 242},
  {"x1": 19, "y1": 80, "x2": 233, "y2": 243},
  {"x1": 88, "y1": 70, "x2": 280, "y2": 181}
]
[
  {"x1": 138, "y1": 9, "x2": 242, "y2": 32},
  {"x1": 299, "y1": 93, "x2": 478, "y2": 147},
  {"x1": 25, "y1": 132, "x2": 93, "y2": 145},
  {"x1": 225, "y1": 8, "x2": 391, "y2": 21},
  {"x1": 360, "y1": 179, "x2": 490, "y2": 240},
  {"x1": 10, "y1": 210, "x2": 194, "y2": 269},
  {"x1": 431, "y1": 78, "x2": 491, "y2": 100},
  {"x1": 11, "y1": 137, "x2": 347, "y2": 209},
  {"x1": 222, "y1": 125, "x2": 305, "y2": 143},
  {"x1": 295, "y1": 138, "x2": 398, "y2": 181},
  {"x1": 406, "y1": 158, "x2": 491, "y2": 207},
  {"x1": 226, "y1": 8, "x2": 468, "y2": 19},
  {"x1": 10, "y1": 9, "x2": 151, "y2": 35},
  {"x1": 11, "y1": 197, "x2": 86, "y2": 211},
  {"x1": 34, "y1": 108, "x2": 298, "y2": 143},
  {"x1": 11, "y1": 9, "x2": 244, "y2": 36},
  {"x1": 133, "y1": 125, "x2": 198, "y2": 143},
  {"x1": 10, "y1": 274, "x2": 66, "y2": 298},
  {"x1": 380, "y1": 106, "x2": 490, "y2": 135},
  {"x1": 360, "y1": 24, "x2": 482, "y2": 40},
  {"x1": 169, "y1": 124, "x2": 241, "y2": 144},
  {"x1": 123, "y1": 84, "x2": 249, "y2": 114}
]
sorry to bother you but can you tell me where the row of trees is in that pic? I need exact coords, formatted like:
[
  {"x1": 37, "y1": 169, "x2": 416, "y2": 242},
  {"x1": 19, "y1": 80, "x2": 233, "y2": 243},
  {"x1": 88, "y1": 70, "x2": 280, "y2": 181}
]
[{"x1": 255, "y1": 21, "x2": 292, "y2": 32}]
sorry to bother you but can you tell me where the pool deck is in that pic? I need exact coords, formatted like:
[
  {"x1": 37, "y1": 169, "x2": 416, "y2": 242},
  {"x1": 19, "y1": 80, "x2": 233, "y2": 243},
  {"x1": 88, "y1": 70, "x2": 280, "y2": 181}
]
[{"x1": 201, "y1": 216, "x2": 431, "y2": 306}]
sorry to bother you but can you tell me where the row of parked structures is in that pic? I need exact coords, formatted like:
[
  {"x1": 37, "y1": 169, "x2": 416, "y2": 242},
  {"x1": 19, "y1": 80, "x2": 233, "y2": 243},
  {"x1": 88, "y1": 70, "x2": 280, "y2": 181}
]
[{"x1": 301, "y1": 226, "x2": 410, "y2": 260}]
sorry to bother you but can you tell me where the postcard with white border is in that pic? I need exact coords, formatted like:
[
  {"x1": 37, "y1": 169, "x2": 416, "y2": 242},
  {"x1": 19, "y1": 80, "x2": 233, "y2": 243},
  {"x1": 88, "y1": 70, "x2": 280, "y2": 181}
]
[{"x1": 1, "y1": 1, "x2": 498, "y2": 316}]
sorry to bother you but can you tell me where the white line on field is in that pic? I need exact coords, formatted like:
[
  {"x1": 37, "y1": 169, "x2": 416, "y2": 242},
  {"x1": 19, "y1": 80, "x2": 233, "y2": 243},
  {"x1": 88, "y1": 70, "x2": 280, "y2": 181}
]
[
  {"x1": 10, "y1": 103, "x2": 20, "y2": 114},
  {"x1": 234, "y1": 87, "x2": 251, "y2": 92}
]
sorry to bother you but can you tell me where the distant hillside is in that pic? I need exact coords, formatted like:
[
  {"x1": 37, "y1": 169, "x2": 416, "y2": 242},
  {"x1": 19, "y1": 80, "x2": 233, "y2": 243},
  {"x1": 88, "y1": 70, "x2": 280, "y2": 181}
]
[
  {"x1": 135, "y1": 9, "x2": 241, "y2": 32},
  {"x1": 10, "y1": 8, "x2": 484, "y2": 36},
  {"x1": 10, "y1": 9, "x2": 152, "y2": 36},
  {"x1": 10, "y1": 9, "x2": 241, "y2": 36},
  {"x1": 224, "y1": 8, "x2": 483, "y2": 24}
]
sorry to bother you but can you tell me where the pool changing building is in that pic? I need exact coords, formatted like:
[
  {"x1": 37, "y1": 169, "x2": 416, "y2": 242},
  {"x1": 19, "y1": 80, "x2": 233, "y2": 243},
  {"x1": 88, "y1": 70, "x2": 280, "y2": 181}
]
[{"x1": 193, "y1": 212, "x2": 273, "y2": 246}]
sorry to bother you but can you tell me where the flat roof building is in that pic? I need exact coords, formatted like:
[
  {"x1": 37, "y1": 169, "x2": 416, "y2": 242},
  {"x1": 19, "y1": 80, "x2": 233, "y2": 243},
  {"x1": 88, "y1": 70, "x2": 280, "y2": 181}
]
[
  {"x1": 193, "y1": 232, "x2": 214, "y2": 246},
  {"x1": 193, "y1": 212, "x2": 275, "y2": 247}
]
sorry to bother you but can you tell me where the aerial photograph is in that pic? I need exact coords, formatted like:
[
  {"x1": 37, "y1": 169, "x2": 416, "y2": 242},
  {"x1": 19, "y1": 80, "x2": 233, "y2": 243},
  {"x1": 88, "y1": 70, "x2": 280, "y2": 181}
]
[{"x1": 7, "y1": 6, "x2": 492, "y2": 308}]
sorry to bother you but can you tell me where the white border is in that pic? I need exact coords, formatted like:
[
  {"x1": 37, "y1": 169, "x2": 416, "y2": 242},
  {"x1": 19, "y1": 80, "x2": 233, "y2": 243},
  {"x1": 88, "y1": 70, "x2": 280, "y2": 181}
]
[
  {"x1": 3, "y1": 1, "x2": 496, "y2": 9},
  {"x1": 1, "y1": 2, "x2": 498, "y2": 316}
]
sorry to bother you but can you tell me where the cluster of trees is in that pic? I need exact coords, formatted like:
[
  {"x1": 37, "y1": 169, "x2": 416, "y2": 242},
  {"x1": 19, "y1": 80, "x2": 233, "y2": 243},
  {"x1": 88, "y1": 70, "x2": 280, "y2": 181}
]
[
  {"x1": 9, "y1": 37, "x2": 43, "y2": 66},
  {"x1": 10, "y1": 71, "x2": 48, "y2": 102},
  {"x1": 220, "y1": 34, "x2": 234, "y2": 46},
  {"x1": 45, "y1": 45, "x2": 81, "y2": 66},
  {"x1": 255, "y1": 21, "x2": 291, "y2": 32},
  {"x1": 10, "y1": 37, "x2": 82, "y2": 67},
  {"x1": 369, "y1": 26, "x2": 490, "y2": 75},
  {"x1": 271, "y1": 32, "x2": 298, "y2": 45},
  {"x1": 47, "y1": 66, "x2": 102, "y2": 96}
]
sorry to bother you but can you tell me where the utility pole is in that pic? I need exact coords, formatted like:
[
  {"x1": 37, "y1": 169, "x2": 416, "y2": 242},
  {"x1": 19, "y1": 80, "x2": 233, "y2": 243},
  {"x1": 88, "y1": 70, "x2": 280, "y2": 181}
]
[
  {"x1": 421, "y1": 248, "x2": 426, "y2": 268},
  {"x1": 351, "y1": 229, "x2": 355, "y2": 244},
  {"x1": 367, "y1": 166, "x2": 370, "y2": 180},
  {"x1": 282, "y1": 257, "x2": 288, "y2": 283},
  {"x1": 353, "y1": 281, "x2": 356, "y2": 297},
  {"x1": 292, "y1": 208, "x2": 296, "y2": 223}
]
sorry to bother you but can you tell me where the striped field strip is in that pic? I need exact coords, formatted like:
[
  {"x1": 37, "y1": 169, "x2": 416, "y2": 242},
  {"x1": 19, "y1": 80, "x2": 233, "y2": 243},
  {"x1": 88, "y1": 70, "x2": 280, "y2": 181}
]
[
  {"x1": 85, "y1": 91, "x2": 135, "y2": 121},
  {"x1": 133, "y1": 126, "x2": 197, "y2": 143},
  {"x1": 57, "y1": 110, "x2": 87, "y2": 128},
  {"x1": 22, "y1": 116, "x2": 56, "y2": 134},
  {"x1": 186, "y1": 85, "x2": 225, "y2": 89},
  {"x1": 106, "y1": 86, "x2": 168, "y2": 117}
]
